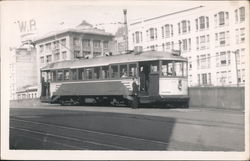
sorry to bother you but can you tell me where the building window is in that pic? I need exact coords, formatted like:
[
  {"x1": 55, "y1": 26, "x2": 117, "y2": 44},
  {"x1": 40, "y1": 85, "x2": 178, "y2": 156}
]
[
  {"x1": 93, "y1": 40, "x2": 101, "y2": 48},
  {"x1": 45, "y1": 43, "x2": 51, "y2": 52},
  {"x1": 147, "y1": 28, "x2": 157, "y2": 41},
  {"x1": 202, "y1": 73, "x2": 208, "y2": 85},
  {"x1": 73, "y1": 38, "x2": 80, "y2": 46},
  {"x1": 218, "y1": 12, "x2": 225, "y2": 26},
  {"x1": 219, "y1": 32, "x2": 225, "y2": 46},
  {"x1": 103, "y1": 41, "x2": 109, "y2": 49},
  {"x1": 74, "y1": 50, "x2": 80, "y2": 58},
  {"x1": 40, "y1": 57, "x2": 44, "y2": 63},
  {"x1": 46, "y1": 55, "x2": 52, "y2": 63},
  {"x1": 82, "y1": 39, "x2": 91, "y2": 48},
  {"x1": 182, "y1": 20, "x2": 187, "y2": 33},
  {"x1": 178, "y1": 20, "x2": 190, "y2": 34},
  {"x1": 239, "y1": 7, "x2": 245, "y2": 22},
  {"x1": 166, "y1": 42, "x2": 171, "y2": 50},
  {"x1": 215, "y1": 31, "x2": 229, "y2": 47},
  {"x1": 135, "y1": 31, "x2": 140, "y2": 43},
  {"x1": 196, "y1": 16, "x2": 209, "y2": 31},
  {"x1": 200, "y1": 36, "x2": 206, "y2": 49},
  {"x1": 61, "y1": 38, "x2": 66, "y2": 47},
  {"x1": 199, "y1": 16, "x2": 205, "y2": 29},
  {"x1": 235, "y1": 9, "x2": 238, "y2": 23},
  {"x1": 197, "y1": 54, "x2": 210, "y2": 69},
  {"x1": 54, "y1": 53, "x2": 60, "y2": 61},
  {"x1": 214, "y1": 11, "x2": 229, "y2": 27},
  {"x1": 216, "y1": 51, "x2": 231, "y2": 67},
  {"x1": 196, "y1": 37, "x2": 199, "y2": 50},
  {"x1": 53, "y1": 41, "x2": 59, "y2": 49},
  {"x1": 62, "y1": 51, "x2": 67, "y2": 60},
  {"x1": 239, "y1": 28, "x2": 245, "y2": 43},
  {"x1": 182, "y1": 39, "x2": 188, "y2": 51},
  {"x1": 39, "y1": 45, "x2": 44, "y2": 53}
]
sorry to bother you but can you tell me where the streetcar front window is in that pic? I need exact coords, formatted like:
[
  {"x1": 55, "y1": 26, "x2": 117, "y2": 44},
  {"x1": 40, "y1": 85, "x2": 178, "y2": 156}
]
[
  {"x1": 161, "y1": 60, "x2": 174, "y2": 76},
  {"x1": 161, "y1": 60, "x2": 187, "y2": 77}
]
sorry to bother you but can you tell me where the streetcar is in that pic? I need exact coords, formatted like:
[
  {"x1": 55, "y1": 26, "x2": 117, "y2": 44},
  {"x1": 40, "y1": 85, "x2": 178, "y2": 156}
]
[{"x1": 40, "y1": 50, "x2": 189, "y2": 107}]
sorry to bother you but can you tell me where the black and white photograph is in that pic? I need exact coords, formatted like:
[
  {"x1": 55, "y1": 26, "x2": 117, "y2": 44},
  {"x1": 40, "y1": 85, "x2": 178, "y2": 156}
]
[{"x1": 1, "y1": 0, "x2": 249, "y2": 160}]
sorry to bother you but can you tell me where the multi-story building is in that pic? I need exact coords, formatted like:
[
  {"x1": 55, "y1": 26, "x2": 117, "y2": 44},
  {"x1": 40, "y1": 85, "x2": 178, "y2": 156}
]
[
  {"x1": 114, "y1": 26, "x2": 127, "y2": 54},
  {"x1": 9, "y1": 44, "x2": 38, "y2": 100},
  {"x1": 34, "y1": 20, "x2": 114, "y2": 97},
  {"x1": 128, "y1": 2, "x2": 248, "y2": 87}
]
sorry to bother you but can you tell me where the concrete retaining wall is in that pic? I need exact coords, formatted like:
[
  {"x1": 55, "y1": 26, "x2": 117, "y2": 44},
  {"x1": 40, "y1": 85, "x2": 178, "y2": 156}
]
[
  {"x1": 10, "y1": 87, "x2": 245, "y2": 110},
  {"x1": 10, "y1": 98, "x2": 43, "y2": 107},
  {"x1": 189, "y1": 87, "x2": 245, "y2": 110}
]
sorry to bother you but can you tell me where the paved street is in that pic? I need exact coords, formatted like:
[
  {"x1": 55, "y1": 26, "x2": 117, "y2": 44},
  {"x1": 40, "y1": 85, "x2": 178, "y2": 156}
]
[{"x1": 10, "y1": 104, "x2": 244, "y2": 151}]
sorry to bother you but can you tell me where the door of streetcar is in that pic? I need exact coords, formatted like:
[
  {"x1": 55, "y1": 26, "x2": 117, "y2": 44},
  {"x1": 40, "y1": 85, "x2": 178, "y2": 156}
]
[{"x1": 139, "y1": 61, "x2": 159, "y2": 96}]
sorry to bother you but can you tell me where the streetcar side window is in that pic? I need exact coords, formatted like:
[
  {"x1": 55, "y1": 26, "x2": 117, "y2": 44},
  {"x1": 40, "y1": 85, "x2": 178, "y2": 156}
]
[
  {"x1": 71, "y1": 69, "x2": 77, "y2": 80},
  {"x1": 101, "y1": 66, "x2": 109, "y2": 79},
  {"x1": 129, "y1": 64, "x2": 137, "y2": 77},
  {"x1": 57, "y1": 70, "x2": 63, "y2": 81},
  {"x1": 110, "y1": 65, "x2": 118, "y2": 78},
  {"x1": 51, "y1": 71, "x2": 56, "y2": 81},
  {"x1": 161, "y1": 60, "x2": 174, "y2": 76},
  {"x1": 85, "y1": 68, "x2": 93, "y2": 80},
  {"x1": 64, "y1": 70, "x2": 70, "y2": 80},
  {"x1": 78, "y1": 68, "x2": 84, "y2": 80},
  {"x1": 120, "y1": 64, "x2": 128, "y2": 78},
  {"x1": 93, "y1": 67, "x2": 100, "y2": 79}
]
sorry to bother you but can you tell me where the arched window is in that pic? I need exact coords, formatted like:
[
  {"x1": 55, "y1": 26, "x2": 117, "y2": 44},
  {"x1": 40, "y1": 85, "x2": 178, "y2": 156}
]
[
  {"x1": 178, "y1": 20, "x2": 190, "y2": 34},
  {"x1": 214, "y1": 11, "x2": 229, "y2": 27}
]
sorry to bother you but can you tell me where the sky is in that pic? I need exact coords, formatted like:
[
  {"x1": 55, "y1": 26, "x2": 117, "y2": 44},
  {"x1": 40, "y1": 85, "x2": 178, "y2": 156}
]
[{"x1": 1, "y1": 1, "x2": 242, "y2": 50}]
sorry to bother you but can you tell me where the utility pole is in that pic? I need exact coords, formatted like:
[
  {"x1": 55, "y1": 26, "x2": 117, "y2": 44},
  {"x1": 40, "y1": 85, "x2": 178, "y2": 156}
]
[
  {"x1": 123, "y1": 9, "x2": 129, "y2": 52},
  {"x1": 233, "y1": 49, "x2": 239, "y2": 87}
]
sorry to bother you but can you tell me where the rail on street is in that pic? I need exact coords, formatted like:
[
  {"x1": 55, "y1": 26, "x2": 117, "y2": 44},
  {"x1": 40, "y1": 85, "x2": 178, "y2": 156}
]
[{"x1": 9, "y1": 104, "x2": 244, "y2": 151}]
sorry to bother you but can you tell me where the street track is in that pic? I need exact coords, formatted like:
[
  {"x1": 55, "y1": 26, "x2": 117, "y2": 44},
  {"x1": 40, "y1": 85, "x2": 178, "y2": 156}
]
[{"x1": 10, "y1": 117, "x2": 169, "y2": 150}]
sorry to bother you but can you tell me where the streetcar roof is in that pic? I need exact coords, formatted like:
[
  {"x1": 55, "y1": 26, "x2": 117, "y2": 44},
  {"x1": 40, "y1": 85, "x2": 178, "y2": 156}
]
[{"x1": 41, "y1": 51, "x2": 187, "y2": 71}]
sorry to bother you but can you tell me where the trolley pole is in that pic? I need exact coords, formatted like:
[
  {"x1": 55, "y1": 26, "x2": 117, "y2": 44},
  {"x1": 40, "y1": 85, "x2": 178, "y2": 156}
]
[{"x1": 123, "y1": 9, "x2": 129, "y2": 52}]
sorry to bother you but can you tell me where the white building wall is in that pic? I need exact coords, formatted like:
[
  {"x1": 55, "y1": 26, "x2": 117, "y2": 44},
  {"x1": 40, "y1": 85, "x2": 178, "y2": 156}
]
[{"x1": 128, "y1": 2, "x2": 248, "y2": 87}]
